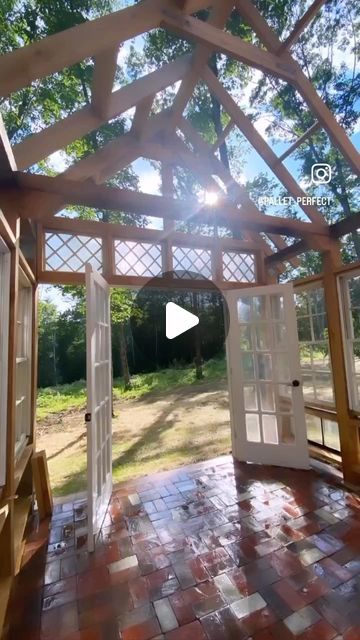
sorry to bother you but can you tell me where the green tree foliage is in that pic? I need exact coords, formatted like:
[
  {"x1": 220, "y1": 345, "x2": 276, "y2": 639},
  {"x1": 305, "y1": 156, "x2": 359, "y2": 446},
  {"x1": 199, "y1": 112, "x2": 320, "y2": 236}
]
[{"x1": 38, "y1": 300, "x2": 59, "y2": 387}]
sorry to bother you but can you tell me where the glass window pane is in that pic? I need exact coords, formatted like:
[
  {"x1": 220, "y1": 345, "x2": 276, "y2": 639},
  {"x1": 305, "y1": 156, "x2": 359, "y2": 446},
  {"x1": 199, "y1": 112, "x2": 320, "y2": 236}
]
[
  {"x1": 271, "y1": 295, "x2": 284, "y2": 320},
  {"x1": 323, "y1": 420, "x2": 340, "y2": 451},
  {"x1": 252, "y1": 296, "x2": 266, "y2": 319},
  {"x1": 255, "y1": 325, "x2": 271, "y2": 350},
  {"x1": 314, "y1": 372, "x2": 334, "y2": 404},
  {"x1": 295, "y1": 292, "x2": 309, "y2": 316},
  {"x1": 242, "y1": 353, "x2": 255, "y2": 380},
  {"x1": 274, "y1": 353, "x2": 290, "y2": 382},
  {"x1": 262, "y1": 414, "x2": 278, "y2": 444},
  {"x1": 351, "y1": 309, "x2": 360, "y2": 339},
  {"x1": 313, "y1": 314, "x2": 327, "y2": 340},
  {"x1": 237, "y1": 298, "x2": 251, "y2": 323},
  {"x1": 278, "y1": 415, "x2": 295, "y2": 444},
  {"x1": 302, "y1": 372, "x2": 315, "y2": 402},
  {"x1": 273, "y1": 323, "x2": 287, "y2": 348},
  {"x1": 257, "y1": 354, "x2": 272, "y2": 380},
  {"x1": 309, "y1": 289, "x2": 325, "y2": 315},
  {"x1": 260, "y1": 383, "x2": 275, "y2": 411},
  {"x1": 246, "y1": 414, "x2": 261, "y2": 442},
  {"x1": 297, "y1": 317, "x2": 312, "y2": 342},
  {"x1": 244, "y1": 385, "x2": 258, "y2": 411},
  {"x1": 306, "y1": 414, "x2": 323, "y2": 445},
  {"x1": 240, "y1": 325, "x2": 252, "y2": 350}
]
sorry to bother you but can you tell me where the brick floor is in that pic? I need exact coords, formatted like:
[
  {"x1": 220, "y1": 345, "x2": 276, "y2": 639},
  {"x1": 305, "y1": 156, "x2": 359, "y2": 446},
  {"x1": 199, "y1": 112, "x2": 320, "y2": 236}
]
[{"x1": 4, "y1": 455, "x2": 360, "y2": 640}]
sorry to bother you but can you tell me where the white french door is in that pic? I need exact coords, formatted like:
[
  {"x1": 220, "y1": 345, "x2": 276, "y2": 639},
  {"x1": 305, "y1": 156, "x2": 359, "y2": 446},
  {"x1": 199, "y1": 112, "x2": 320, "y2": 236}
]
[
  {"x1": 86, "y1": 264, "x2": 112, "y2": 552},
  {"x1": 225, "y1": 283, "x2": 309, "y2": 469}
]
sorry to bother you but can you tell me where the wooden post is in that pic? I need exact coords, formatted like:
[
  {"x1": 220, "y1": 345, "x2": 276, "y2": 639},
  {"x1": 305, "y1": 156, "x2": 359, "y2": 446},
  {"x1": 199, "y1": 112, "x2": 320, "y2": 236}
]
[{"x1": 322, "y1": 246, "x2": 360, "y2": 485}]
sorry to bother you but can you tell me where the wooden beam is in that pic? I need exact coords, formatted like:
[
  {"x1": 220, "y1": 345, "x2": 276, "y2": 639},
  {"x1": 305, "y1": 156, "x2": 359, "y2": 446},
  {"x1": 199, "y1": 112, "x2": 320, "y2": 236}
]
[
  {"x1": 277, "y1": 122, "x2": 321, "y2": 163},
  {"x1": 0, "y1": 0, "x2": 165, "y2": 97},
  {"x1": 203, "y1": 67, "x2": 328, "y2": 226},
  {"x1": 131, "y1": 95, "x2": 156, "y2": 139},
  {"x1": 212, "y1": 120, "x2": 235, "y2": 152},
  {"x1": 37, "y1": 269, "x2": 260, "y2": 290},
  {"x1": 280, "y1": 0, "x2": 327, "y2": 52},
  {"x1": 161, "y1": 8, "x2": 298, "y2": 83},
  {"x1": 330, "y1": 213, "x2": 360, "y2": 239},
  {"x1": 170, "y1": 0, "x2": 234, "y2": 124},
  {"x1": 180, "y1": 117, "x2": 301, "y2": 261},
  {"x1": 236, "y1": 0, "x2": 360, "y2": 176},
  {"x1": 0, "y1": 0, "x2": 210, "y2": 98},
  {"x1": 13, "y1": 56, "x2": 190, "y2": 170},
  {"x1": 91, "y1": 46, "x2": 119, "y2": 119},
  {"x1": 1, "y1": 172, "x2": 328, "y2": 237},
  {"x1": 0, "y1": 115, "x2": 16, "y2": 173},
  {"x1": 161, "y1": 163, "x2": 175, "y2": 232},
  {"x1": 265, "y1": 240, "x2": 307, "y2": 266}
]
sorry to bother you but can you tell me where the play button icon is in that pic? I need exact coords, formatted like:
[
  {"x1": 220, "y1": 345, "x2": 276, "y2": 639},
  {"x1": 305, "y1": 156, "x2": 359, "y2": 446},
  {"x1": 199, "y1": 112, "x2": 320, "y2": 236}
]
[{"x1": 166, "y1": 302, "x2": 199, "y2": 340}]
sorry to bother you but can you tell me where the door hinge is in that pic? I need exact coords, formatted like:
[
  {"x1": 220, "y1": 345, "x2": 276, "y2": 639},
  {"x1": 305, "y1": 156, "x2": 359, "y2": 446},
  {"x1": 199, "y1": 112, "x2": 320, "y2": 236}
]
[{"x1": 84, "y1": 412, "x2": 91, "y2": 423}]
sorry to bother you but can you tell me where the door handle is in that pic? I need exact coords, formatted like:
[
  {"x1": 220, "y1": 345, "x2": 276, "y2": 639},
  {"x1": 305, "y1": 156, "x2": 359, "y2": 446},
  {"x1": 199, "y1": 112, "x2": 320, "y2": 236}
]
[{"x1": 289, "y1": 379, "x2": 300, "y2": 387}]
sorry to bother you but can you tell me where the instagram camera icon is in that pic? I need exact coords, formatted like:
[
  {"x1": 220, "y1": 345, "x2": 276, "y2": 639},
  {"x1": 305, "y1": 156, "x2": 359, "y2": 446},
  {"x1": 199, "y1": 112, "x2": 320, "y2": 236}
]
[{"x1": 311, "y1": 163, "x2": 332, "y2": 185}]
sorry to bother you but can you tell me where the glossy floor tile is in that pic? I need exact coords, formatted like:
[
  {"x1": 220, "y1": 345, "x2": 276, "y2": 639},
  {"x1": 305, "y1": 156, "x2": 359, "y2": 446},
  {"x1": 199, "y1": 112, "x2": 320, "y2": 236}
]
[{"x1": 4, "y1": 455, "x2": 360, "y2": 640}]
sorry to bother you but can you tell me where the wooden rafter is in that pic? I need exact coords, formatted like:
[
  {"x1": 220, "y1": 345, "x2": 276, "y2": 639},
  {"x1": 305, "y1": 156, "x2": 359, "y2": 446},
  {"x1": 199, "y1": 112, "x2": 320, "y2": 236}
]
[
  {"x1": 91, "y1": 46, "x2": 119, "y2": 119},
  {"x1": 280, "y1": 0, "x2": 327, "y2": 52},
  {"x1": 212, "y1": 120, "x2": 235, "y2": 152},
  {"x1": 330, "y1": 213, "x2": 360, "y2": 239},
  {"x1": 203, "y1": 67, "x2": 328, "y2": 226},
  {"x1": 170, "y1": 0, "x2": 234, "y2": 124},
  {"x1": 0, "y1": 0, "x2": 212, "y2": 98},
  {"x1": 13, "y1": 56, "x2": 190, "y2": 170},
  {"x1": 161, "y1": 8, "x2": 298, "y2": 83},
  {"x1": 265, "y1": 240, "x2": 307, "y2": 266},
  {"x1": 277, "y1": 122, "x2": 321, "y2": 163},
  {"x1": 180, "y1": 117, "x2": 298, "y2": 259},
  {"x1": 131, "y1": 95, "x2": 156, "y2": 139},
  {"x1": 0, "y1": 115, "x2": 17, "y2": 173},
  {"x1": 236, "y1": 0, "x2": 360, "y2": 176}
]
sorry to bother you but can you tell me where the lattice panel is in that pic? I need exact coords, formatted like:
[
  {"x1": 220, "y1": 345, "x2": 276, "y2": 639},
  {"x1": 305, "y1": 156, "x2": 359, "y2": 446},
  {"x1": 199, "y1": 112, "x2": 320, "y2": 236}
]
[
  {"x1": 172, "y1": 246, "x2": 212, "y2": 279},
  {"x1": 45, "y1": 232, "x2": 102, "y2": 272},
  {"x1": 222, "y1": 251, "x2": 256, "y2": 282},
  {"x1": 114, "y1": 240, "x2": 162, "y2": 277}
]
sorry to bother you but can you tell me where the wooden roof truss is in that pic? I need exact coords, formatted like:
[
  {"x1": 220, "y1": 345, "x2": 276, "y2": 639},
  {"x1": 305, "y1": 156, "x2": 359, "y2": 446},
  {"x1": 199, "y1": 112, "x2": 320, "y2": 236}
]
[{"x1": 0, "y1": 0, "x2": 359, "y2": 286}]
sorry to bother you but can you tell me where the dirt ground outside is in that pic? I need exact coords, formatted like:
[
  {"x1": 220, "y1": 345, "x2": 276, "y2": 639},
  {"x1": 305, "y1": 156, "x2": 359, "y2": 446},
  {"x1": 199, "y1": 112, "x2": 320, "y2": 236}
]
[{"x1": 36, "y1": 381, "x2": 232, "y2": 497}]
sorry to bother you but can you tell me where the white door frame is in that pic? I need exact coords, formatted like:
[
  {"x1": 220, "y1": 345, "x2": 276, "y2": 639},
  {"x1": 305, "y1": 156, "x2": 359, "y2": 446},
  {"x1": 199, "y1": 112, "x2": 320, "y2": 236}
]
[
  {"x1": 86, "y1": 263, "x2": 113, "y2": 552},
  {"x1": 225, "y1": 282, "x2": 309, "y2": 469}
]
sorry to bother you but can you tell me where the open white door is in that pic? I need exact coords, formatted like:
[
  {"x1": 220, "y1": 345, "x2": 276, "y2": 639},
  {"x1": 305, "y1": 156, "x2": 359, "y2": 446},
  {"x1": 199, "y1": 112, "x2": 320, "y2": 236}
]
[
  {"x1": 225, "y1": 283, "x2": 309, "y2": 469},
  {"x1": 86, "y1": 263, "x2": 112, "y2": 552}
]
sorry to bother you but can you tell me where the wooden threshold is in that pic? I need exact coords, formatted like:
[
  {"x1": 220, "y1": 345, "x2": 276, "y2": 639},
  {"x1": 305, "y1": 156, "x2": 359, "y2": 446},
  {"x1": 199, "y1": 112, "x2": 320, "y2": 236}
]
[{"x1": 13, "y1": 495, "x2": 32, "y2": 575}]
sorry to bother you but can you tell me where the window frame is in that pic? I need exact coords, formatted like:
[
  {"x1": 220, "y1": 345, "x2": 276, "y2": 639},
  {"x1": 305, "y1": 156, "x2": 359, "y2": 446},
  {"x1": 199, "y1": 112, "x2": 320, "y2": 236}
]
[
  {"x1": 14, "y1": 268, "x2": 33, "y2": 461},
  {"x1": 295, "y1": 281, "x2": 335, "y2": 409},
  {"x1": 338, "y1": 268, "x2": 360, "y2": 413},
  {"x1": 0, "y1": 239, "x2": 10, "y2": 486}
]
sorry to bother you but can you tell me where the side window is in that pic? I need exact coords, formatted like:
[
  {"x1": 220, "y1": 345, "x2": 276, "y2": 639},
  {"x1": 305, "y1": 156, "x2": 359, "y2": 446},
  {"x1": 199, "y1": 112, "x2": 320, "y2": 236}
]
[
  {"x1": 0, "y1": 241, "x2": 10, "y2": 485},
  {"x1": 15, "y1": 270, "x2": 33, "y2": 460}
]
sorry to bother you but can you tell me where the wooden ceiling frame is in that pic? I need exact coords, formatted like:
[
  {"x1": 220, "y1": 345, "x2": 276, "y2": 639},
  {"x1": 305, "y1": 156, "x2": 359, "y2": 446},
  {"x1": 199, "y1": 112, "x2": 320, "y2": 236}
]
[
  {"x1": 235, "y1": 0, "x2": 360, "y2": 176},
  {"x1": 202, "y1": 66, "x2": 327, "y2": 226},
  {"x1": 0, "y1": 172, "x2": 330, "y2": 239},
  {"x1": 0, "y1": 0, "x2": 358, "y2": 273}
]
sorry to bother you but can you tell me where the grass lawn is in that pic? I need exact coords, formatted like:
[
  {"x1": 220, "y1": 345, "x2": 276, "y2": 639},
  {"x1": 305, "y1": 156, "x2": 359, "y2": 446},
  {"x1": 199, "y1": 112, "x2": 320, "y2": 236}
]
[
  {"x1": 37, "y1": 357, "x2": 227, "y2": 421},
  {"x1": 36, "y1": 358, "x2": 230, "y2": 497}
]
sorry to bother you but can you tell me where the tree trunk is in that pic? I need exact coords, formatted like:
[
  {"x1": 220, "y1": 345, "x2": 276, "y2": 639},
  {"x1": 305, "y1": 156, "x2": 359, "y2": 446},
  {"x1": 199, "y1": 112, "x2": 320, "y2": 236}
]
[
  {"x1": 119, "y1": 323, "x2": 131, "y2": 390},
  {"x1": 192, "y1": 293, "x2": 203, "y2": 379},
  {"x1": 208, "y1": 55, "x2": 230, "y2": 170}
]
